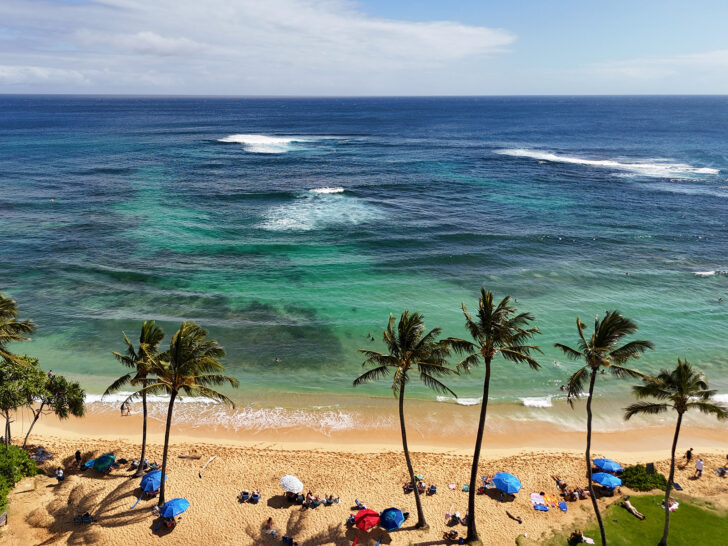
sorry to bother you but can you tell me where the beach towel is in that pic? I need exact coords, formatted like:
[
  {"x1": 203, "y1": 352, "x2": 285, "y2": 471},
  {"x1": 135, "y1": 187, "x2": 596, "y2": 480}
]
[
  {"x1": 448, "y1": 483, "x2": 456, "y2": 490},
  {"x1": 558, "y1": 501, "x2": 567, "y2": 512},
  {"x1": 530, "y1": 493, "x2": 548, "y2": 511}
]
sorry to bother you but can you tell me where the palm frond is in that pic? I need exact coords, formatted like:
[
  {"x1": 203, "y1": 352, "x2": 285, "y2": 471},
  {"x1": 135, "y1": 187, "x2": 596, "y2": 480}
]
[
  {"x1": 353, "y1": 365, "x2": 390, "y2": 387},
  {"x1": 624, "y1": 401, "x2": 669, "y2": 420},
  {"x1": 420, "y1": 372, "x2": 457, "y2": 397}
]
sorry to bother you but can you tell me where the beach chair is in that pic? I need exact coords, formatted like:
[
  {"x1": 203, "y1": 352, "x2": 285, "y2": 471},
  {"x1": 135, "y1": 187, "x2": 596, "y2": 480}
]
[
  {"x1": 238, "y1": 491, "x2": 250, "y2": 502},
  {"x1": 250, "y1": 493, "x2": 261, "y2": 504},
  {"x1": 462, "y1": 484, "x2": 470, "y2": 492},
  {"x1": 428, "y1": 484, "x2": 437, "y2": 495}
]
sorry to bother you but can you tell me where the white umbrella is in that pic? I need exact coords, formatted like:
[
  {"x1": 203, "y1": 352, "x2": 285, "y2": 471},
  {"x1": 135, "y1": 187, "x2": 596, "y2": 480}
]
[{"x1": 280, "y1": 474, "x2": 304, "y2": 494}]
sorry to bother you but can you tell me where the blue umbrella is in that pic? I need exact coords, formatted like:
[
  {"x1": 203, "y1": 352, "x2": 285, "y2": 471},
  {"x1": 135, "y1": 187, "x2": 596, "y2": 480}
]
[
  {"x1": 593, "y1": 458, "x2": 622, "y2": 473},
  {"x1": 160, "y1": 498, "x2": 190, "y2": 518},
  {"x1": 93, "y1": 453, "x2": 115, "y2": 472},
  {"x1": 592, "y1": 472, "x2": 622, "y2": 489},
  {"x1": 379, "y1": 507, "x2": 405, "y2": 531},
  {"x1": 140, "y1": 471, "x2": 166, "y2": 493},
  {"x1": 492, "y1": 472, "x2": 521, "y2": 494}
]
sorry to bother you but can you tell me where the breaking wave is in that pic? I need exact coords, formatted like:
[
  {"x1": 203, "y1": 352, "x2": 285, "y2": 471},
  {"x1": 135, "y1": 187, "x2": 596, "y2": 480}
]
[
  {"x1": 495, "y1": 148, "x2": 720, "y2": 178},
  {"x1": 218, "y1": 134, "x2": 335, "y2": 154}
]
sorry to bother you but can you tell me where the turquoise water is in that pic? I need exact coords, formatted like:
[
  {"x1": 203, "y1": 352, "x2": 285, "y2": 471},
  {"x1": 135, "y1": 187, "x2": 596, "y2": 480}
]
[{"x1": 2, "y1": 96, "x2": 727, "y2": 419}]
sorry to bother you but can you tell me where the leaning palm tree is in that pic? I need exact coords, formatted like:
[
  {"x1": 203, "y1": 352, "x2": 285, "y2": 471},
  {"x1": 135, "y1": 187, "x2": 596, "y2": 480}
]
[
  {"x1": 129, "y1": 322, "x2": 239, "y2": 506},
  {"x1": 0, "y1": 292, "x2": 35, "y2": 364},
  {"x1": 456, "y1": 290, "x2": 542, "y2": 544},
  {"x1": 353, "y1": 311, "x2": 461, "y2": 530},
  {"x1": 625, "y1": 358, "x2": 727, "y2": 546},
  {"x1": 556, "y1": 311, "x2": 653, "y2": 546},
  {"x1": 105, "y1": 321, "x2": 164, "y2": 477}
]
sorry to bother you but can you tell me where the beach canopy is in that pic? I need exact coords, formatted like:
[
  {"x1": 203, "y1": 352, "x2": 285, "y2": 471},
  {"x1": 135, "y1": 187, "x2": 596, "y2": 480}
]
[
  {"x1": 593, "y1": 458, "x2": 622, "y2": 473},
  {"x1": 492, "y1": 472, "x2": 522, "y2": 494},
  {"x1": 379, "y1": 507, "x2": 405, "y2": 531},
  {"x1": 354, "y1": 509, "x2": 380, "y2": 531},
  {"x1": 280, "y1": 475, "x2": 304, "y2": 494},
  {"x1": 160, "y1": 498, "x2": 190, "y2": 518},
  {"x1": 492, "y1": 472, "x2": 521, "y2": 494},
  {"x1": 93, "y1": 453, "x2": 115, "y2": 472},
  {"x1": 140, "y1": 470, "x2": 166, "y2": 493},
  {"x1": 592, "y1": 472, "x2": 622, "y2": 489},
  {"x1": 414, "y1": 474, "x2": 424, "y2": 480}
]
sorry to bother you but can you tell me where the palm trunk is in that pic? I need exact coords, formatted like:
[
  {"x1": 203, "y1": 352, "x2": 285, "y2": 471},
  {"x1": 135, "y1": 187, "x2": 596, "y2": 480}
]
[
  {"x1": 3, "y1": 411, "x2": 9, "y2": 449},
  {"x1": 158, "y1": 390, "x2": 177, "y2": 507},
  {"x1": 585, "y1": 369, "x2": 606, "y2": 546},
  {"x1": 466, "y1": 356, "x2": 491, "y2": 544},
  {"x1": 399, "y1": 383, "x2": 427, "y2": 529},
  {"x1": 135, "y1": 385, "x2": 148, "y2": 478},
  {"x1": 23, "y1": 404, "x2": 44, "y2": 449},
  {"x1": 659, "y1": 412, "x2": 682, "y2": 546},
  {"x1": 5, "y1": 410, "x2": 12, "y2": 449}
]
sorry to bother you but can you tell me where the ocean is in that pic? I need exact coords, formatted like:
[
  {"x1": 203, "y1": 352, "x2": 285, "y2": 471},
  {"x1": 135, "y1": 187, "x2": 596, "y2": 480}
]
[{"x1": 1, "y1": 95, "x2": 727, "y2": 435}]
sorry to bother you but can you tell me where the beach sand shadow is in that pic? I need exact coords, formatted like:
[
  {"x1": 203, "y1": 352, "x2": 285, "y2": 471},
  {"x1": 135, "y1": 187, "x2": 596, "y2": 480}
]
[{"x1": 267, "y1": 494, "x2": 291, "y2": 509}]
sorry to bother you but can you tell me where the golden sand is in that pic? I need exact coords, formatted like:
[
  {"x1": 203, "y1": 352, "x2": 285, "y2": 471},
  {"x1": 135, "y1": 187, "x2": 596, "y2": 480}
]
[{"x1": 3, "y1": 412, "x2": 728, "y2": 545}]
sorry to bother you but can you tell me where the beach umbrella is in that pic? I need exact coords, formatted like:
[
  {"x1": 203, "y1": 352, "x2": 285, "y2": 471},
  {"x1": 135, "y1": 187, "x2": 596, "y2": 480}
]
[
  {"x1": 140, "y1": 470, "x2": 166, "y2": 493},
  {"x1": 93, "y1": 453, "x2": 115, "y2": 472},
  {"x1": 354, "y1": 509, "x2": 379, "y2": 531},
  {"x1": 379, "y1": 507, "x2": 405, "y2": 531},
  {"x1": 593, "y1": 458, "x2": 622, "y2": 473},
  {"x1": 160, "y1": 498, "x2": 190, "y2": 518},
  {"x1": 492, "y1": 472, "x2": 521, "y2": 494},
  {"x1": 592, "y1": 473, "x2": 622, "y2": 489},
  {"x1": 280, "y1": 474, "x2": 304, "y2": 494},
  {"x1": 414, "y1": 474, "x2": 424, "y2": 480}
]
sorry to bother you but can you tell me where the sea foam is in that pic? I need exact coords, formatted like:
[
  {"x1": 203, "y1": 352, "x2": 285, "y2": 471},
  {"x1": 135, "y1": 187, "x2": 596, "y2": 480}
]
[
  {"x1": 436, "y1": 395, "x2": 482, "y2": 406},
  {"x1": 259, "y1": 188, "x2": 383, "y2": 231},
  {"x1": 519, "y1": 396, "x2": 553, "y2": 408},
  {"x1": 495, "y1": 148, "x2": 720, "y2": 178},
  {"x1": 693, "y1": 270, "x2": 728, "y2": 277},
  {"x1": 218, "y1": 134, "x2": 335, "y2": 154}
]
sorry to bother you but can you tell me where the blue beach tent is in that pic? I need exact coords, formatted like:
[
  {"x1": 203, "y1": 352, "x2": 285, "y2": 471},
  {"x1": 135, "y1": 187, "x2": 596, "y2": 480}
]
[
  {"x1": 160, "y1": 498, "x2": 190, "y2": 518},
  {"x1": 592, "y1": 472, "x2": 622, "y2": 489},
  {"x1": 593, "y1": 458, "x2": 622, "y2": 473},
  {"x1": 492, "y1": 472, "x2": 522, "y2": 494}
]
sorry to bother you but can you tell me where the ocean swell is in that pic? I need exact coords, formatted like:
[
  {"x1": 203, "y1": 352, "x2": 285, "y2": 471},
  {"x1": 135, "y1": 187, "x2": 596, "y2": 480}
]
[{"x1": 495, "y1": 148, "x2": 720, "y2": 178}]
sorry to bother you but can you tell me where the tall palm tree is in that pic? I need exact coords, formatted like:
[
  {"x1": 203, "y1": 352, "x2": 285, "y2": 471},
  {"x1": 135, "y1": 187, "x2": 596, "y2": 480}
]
[
  {"x1": 105, "y1": 321, "x2": 164, "y2": 477},
  {"x1": 353, "y1": 311, "x2": 462, "y2": 530},
  {"x1": 0, "y1": 293, "x2": 35, "y2": 364},
  {"x1": 625, "y1": 358, "x2": 727, "y2": 546},
  {"x1": 456, "y1": 290, "x2": 542, "y2": 544},
  {"x1": 555, "y1": 311, "x2": 653, "y2": 546},
  {"x1": 130, "y1": 321, "x2": 239, "y2": 506}
]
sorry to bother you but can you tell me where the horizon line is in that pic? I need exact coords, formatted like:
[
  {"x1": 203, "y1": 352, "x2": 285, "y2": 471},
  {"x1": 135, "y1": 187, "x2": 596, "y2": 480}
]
[{"x1": 1, "y1": 93, "x2": 727, "y2": 99}]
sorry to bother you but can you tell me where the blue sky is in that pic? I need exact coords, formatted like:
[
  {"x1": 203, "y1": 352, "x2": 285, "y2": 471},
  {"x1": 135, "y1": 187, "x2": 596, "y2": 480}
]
[{"x1": 1, "y1": 0, "x2": 726, "y2": 94}]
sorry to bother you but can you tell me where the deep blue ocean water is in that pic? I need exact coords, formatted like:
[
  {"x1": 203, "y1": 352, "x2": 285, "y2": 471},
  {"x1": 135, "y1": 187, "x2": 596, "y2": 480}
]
[{"x1": 1, "y1": 96, "x2": 727, "y2": 421}]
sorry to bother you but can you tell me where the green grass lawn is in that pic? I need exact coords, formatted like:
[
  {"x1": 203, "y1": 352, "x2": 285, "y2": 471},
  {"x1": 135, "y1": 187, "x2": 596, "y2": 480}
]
[{"x1": 544, "y1": 494, "x2": 728, "y2": 546}]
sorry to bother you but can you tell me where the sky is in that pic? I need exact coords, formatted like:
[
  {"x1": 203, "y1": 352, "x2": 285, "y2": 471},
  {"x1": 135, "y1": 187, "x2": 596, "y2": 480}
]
[{"x1": 0, "y1": 0, "x2": 727, "y2": 95}]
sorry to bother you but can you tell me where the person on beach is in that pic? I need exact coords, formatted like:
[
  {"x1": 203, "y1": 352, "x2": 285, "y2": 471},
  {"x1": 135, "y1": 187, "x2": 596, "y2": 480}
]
[
  {"x1": 263, "y1": 517, "x2": 277, "y2": 537},
  {"x1": 55, "y1": 467, "x2": 65, "y2": 482},
  {"x1": 74, "y1": 450, "x2": 81, "y2": 467},
  {"x1": 685, "y1": 447, "x2": 693, "y2": 463},
  {"x1": 695, "y1": 458, "x2": 704, "y2": 478}
]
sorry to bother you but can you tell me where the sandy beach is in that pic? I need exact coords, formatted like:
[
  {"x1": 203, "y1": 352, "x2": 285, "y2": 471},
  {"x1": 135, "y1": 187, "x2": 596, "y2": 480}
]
[{"x1": 3, "y1": 411, "x2": 728, "y2": 546}]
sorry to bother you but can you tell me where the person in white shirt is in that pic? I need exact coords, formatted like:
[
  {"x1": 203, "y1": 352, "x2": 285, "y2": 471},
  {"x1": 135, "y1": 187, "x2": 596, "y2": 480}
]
[{"x1": 695, "y1": 458, "x2": 704, "y2": 478}]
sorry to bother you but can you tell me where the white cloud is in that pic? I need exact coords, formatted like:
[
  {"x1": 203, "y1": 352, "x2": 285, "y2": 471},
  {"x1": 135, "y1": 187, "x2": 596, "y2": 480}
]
[
  {"x1": 0, "y1": 0, "x2": 516, "y2": 93},
  {"x1": 589, "y1": 50, "x2": 728, "y2": 80},
  {"x1": 0, "y1": 64, "x2": 88, "y2": 85}
]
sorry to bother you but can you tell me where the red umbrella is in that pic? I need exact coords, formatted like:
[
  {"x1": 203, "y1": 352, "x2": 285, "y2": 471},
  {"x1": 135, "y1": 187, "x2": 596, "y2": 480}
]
[{"x1": 354, "y1": 509, "x2": 380, "y2": 531}]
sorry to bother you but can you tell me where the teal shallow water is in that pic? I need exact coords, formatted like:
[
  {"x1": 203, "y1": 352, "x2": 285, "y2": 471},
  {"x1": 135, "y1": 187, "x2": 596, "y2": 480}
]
[{"x1": 1, "y1": 96, "x2": 727, "y2": 428}]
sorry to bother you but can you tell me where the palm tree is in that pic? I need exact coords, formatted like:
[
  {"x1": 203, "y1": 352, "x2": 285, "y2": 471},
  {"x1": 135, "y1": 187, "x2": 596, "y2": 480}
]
[
  {"x1": 625, "y1": 358, "x2": 727, "y2": 546},
  {"x1": 456, "y1": 290, "x2": 542, "y2": 544},
  {"x1": 129, "y1": 322, "x2": 239, "y2": 506},
  {"x1": 555, "y1": 311, "x2": 653, "y2": 546},
  {"x1": 105, "y1": 321, "x2": 164, "y2": 476},
  {"x1": 0, "y1": 293, "x2": 35, "y2": 364},
  {"x1": 353, "y1": 311, "x2": 462, "y2": 530}
]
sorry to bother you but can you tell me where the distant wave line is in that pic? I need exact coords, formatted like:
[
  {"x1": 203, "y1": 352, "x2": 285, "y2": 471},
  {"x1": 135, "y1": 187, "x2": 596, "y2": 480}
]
[{"x1": 495, "y1": 148, "x2": 720, "y2": 178}]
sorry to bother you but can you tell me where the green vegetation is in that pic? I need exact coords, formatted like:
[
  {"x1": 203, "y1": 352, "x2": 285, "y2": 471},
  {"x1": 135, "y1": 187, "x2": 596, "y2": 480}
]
[
  {"x1": 129, "y1": 321, "x2": 238, "y2": 506},
  {"x1": 621, "y1": 465, "x2": 667, "y2": 492},
  {"x1": 455, "y1": 289, "x2": 542, "y2": 544},
  {"x1": 106, "y1": 320, "x2": 164, "y2": 477},
  {"x1": 546, "y1": 495, "x2": 728, "y2": 546},
  {"x1": 353, "y1": 311, "x2": 463, "y2": 530},
  {"x1": 0, "y1": 445, "x2": 39, "y2": 512},
  {"x1": 624, "y1": 358, "x2": 727, "y2": 545},
  {"x1": 555, "y1": 311, "x2": 654, "y2": 546}
]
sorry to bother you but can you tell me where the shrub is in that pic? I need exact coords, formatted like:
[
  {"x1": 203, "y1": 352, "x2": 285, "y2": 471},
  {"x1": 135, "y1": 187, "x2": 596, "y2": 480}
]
[
  {"x1": 621, "y1": 464, "x2": 667, "y2": 492},
  {"x1": 0, "y1": 446, "x2": 40, "y2": 512}
]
